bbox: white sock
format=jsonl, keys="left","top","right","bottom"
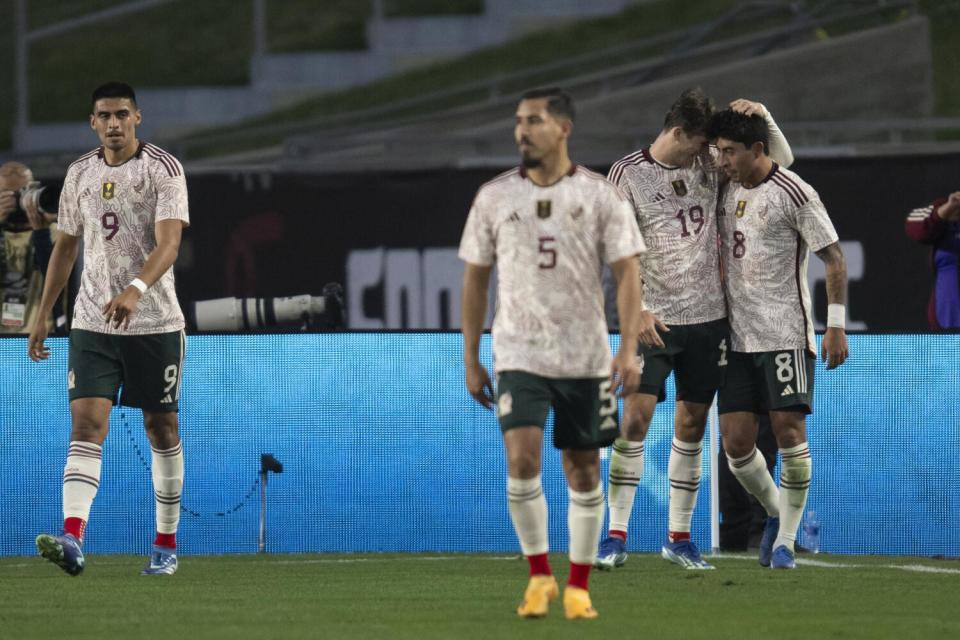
{"left": 63, "top": 441, "right": 103, "bottom": 537}
{"left": 668, "top": 437, "right": 701, "bottom": 537}
{"left": 568, "top": 484, "right": 604, "bottom": 565}
{"left": 727, "top": 447, "right": 780, "bottom": 517}
{"left": 507, "top": 475, "right": 548, "bottom": 556}
{"left": 607, "top": 438, "right": 644, "bottom": 535}
{"left": 152, "top": 441, "right": 184, "bottom": 536}
{"left": 774, "top": 443, "right": 812, "bottom": 552}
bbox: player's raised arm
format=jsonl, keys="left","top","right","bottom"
{"left": 729, "top": 99, "right": 794, "bottom": 168}
{"left": 461, "top": 262, "right": 494, "bottom": 409}
{"left": 815, "top": 241, "right": 849, "bottom": 370}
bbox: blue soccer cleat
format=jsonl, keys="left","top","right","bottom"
{"left": 35, "top": 532, "right": 85, "bottom": 576}
{"left": 758, "top": 516, "right": 780, "bottom": 567}
{"left": 771, "top": 545, "right": 796, "bottom": 569}
{"left": 661, "top": 539, "right": 715, "bottom": 570}
{"left": 594, "top": 536, "right": 627, "bottom": 570}
{"left": 141, "top": 546, "right": 178, "bottom": 575}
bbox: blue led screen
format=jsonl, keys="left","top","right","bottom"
{"left": 1, "top": 334, "right": 957, "bottom": 557}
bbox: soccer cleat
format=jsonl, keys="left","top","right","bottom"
{"left": 661, "top": 539, "right": 715, "bottom": 570}
{"left": 594, "top": 536, "right": 627, "bottom": 570}
{"left": 516, "top": 575, "right": 558, "bottom": 618}
{"left": 35, "top": 533, "right": 85, "bottom": 576}
{"left": 563, "top": 586, "right": 598, "bottom": 620}
{"left": 770, "top": 545, "right": 796, "bottom": 569}
{"left": 141, "top": 546, "right": 178, "bottom": 575}
{"left": 758, "top": 516, "right": 780, "bottom": 567}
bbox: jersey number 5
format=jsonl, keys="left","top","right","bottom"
{"left": 538, "top": 236, "right": 556, "bottom": 269}
{"left": 101, "top": 212, "right": 120, "bottom": 240}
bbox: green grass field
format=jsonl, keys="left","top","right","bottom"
{"left": 1, "top": 552, "right": 957, "bottom": 639}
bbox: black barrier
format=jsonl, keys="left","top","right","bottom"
{"left": 49, "top": 152, "right": 960, "bottom": 332}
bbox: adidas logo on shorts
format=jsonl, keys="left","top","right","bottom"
{"left": 781, "top": 385, "right": 794, "bottom": 397}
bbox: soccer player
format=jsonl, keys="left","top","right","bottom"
{"left": 709, "top": 108, "right": 848, "bottom": 569}
{"left": 28, "top": 82, "right": 189, "bottom": 576}
{"left": 460, "top": 87, "right": 647, "bottom": 619}
{"left": 596, "top": 89, "right": 795, "bottom": 570}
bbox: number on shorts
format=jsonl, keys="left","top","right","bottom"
{"left": 163, "top": 364, "right": 179, "bottom": 394}
{"left": 774, "top": 353, "right": 794, "bottom": 383}
{"left": 598, "top": 380, "right": 616, "bottom": 417}
{"left": 718, "top": 338, "right": 728, "bottom": 367}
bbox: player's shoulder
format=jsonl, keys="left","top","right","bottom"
{"left": 65, "top": 147, "right": 103, "bottom": 179}
{"left": 140, "top": 142, "right": 185, "bottom": 178}
{"left": 607, "top": 149, "right": 655, "bottom": 185}
{"left": 574, "top": 165, "right": 627, "bottom": 201}
{"left": 765, "top": 164, "right": 817, "bottom": 208}
{"left": 478, "top": 167, "right": 521, "bottom": 191}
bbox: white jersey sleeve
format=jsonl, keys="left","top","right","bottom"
{"left": 56, "top": 164, "right": 83, "bottom": 237}
{"left": 601, "top": 190, "right": 645, "bottom": 264}
{"left": 458, "top": 190, "right": 496, "bottom": 266}
{"left": 791, "top": 197, "right": 838, "bottom": 253}
{"left": 152, "top": 158, "right": 190, "bottom": 225}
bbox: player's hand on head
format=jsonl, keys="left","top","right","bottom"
{"left": 822, "top": 327, "right": 849, "bottom": 370}
{"left": 465, "top": 362, "right": 495, "bottom": 409}
{"left": 941, "top": 191, "right": 960, "bottom": 221}
{"left": 729, "top": 99, "right": 766, "bottom": 117}
{"left": 27, "top": 321, "right": 51, "bottom": 362}
{"left": 102, "top": 286, "right": 143, "bottom": 330}
{"left": 638, "top": 310, "right": 668, "bottom": 349}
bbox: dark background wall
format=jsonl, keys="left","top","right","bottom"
{"left": 111, "top": 152, "right": 960, "bottom": 331}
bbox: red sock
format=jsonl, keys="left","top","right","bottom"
{"left": 64, "top": 517, "right": 86, "bottom": 542}
{"left": 568, "top": 562, "right": 592, "bottom": 590}
{"left": 154, "top": 532, "right": 176, "bottom": 549}
{"left": 669, "top": 531, "right": 691, "bottom": 543}
{"left": 527, "top": 553, "right": 551, "bottom": 576}
{"left": 609, "top": 529, "right": 627, "bottom": 542}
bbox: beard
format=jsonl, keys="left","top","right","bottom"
{"left": 521, "top": 153, "right": 542, "bottom": 168}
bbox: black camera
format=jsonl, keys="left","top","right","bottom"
{"left": 2, "top": 183, "right": 59, "bottom": 229}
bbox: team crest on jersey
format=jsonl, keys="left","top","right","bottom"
{"left": 536, "top": 200, "right": 552, "bottom": 219}
{"left": 735, "top": 200, "right": 747, "bottom": 218}
{"left": 671, "top": 179, "right": 687, "bottom": 196}
{"left": 102, "top": 182, "right": 116, "bottom": 200}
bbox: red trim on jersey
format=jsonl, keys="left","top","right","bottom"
{"left": 642, "top": 147, "right": 680, "bottom": 171}
{"left": 771, "top": 172, "right": 808, "bottom": 208}
{"left": 794, "top": 235, "right": 815, "bottom": 357}
{"left": 607, "top": 150, "right": 651, "bottom": 184}
{"left": 519, "top": 163, "right": 577, "bottom": 186}
{"left": 760, "top": 162, "right": 780, "bottom": 185}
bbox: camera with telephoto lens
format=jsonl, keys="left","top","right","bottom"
{"left": 2, "top": 182, "right": 59, "bottom": 229}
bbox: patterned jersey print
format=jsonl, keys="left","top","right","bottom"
{"left": 608, "top": 148, "right": 726, "bottom": 325}
{"left": 459, "top": 166, "right": 645, "bottom": 378}
{"left": 717, "top": 163, "right": 838, "bottom": 355}
{"left": 58, "top": 142, "right": 190, "bottom": 335}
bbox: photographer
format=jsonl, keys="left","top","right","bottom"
{"left": 905, "top": 191, "right": 960, "bottom": 330}
{"left": 0, "top": 161, "right": 62, "bottom": 334}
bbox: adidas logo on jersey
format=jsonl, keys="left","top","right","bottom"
{"left": 507, "top": 211, "right": 520, "bottom": 223}
{"left": 781, "top": 385, "right": 794, "bottom": 397}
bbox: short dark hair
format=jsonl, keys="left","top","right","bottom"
{"left": 663, "top": 88, "right": 714, "bottom": 136}
{"left": 708, "top": 108, "right": 769, "bottom": 153}
{"left": 520, "top": 87, "right": 576, "bottom": 123}
{"left": 91, "top": 82, "right": 137, "bottom": 109}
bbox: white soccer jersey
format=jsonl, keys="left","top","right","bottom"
{"left": 608, "top": 148, "right": 726, "bottom": 325}
{"left": 58, "top": 142, "right": 190, "bottom": 335}
{"left": 717, "top": 163, "right": 838, "bottom": 355}
{"left": 459, "top": 165, "right": 645, "bottom": 378}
